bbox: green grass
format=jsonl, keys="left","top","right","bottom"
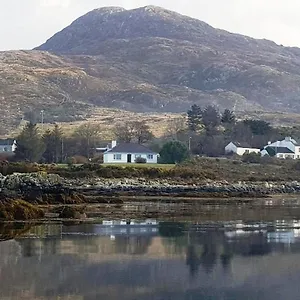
{"left": 55, "top": 163, "right": 175, "bottom": 169}
{"left": 101, "top": 163, "right": 175, "bottom": 169}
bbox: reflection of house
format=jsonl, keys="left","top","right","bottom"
{"left": 225, "top": 142, "right": 260, "bottom": 156}
{"left": 261, "top": 137, "right": 300, "bottom": 159}
{"left": 267, "top": 229, "right": 300, "bottom": 244}
{"left": 103, "top": 142, "right": 158, "bottom": 164}
{"left": 0, "top": 139, "right": 17, "bottom": 153}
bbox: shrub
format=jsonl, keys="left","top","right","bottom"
{"left": 293, "top": 161, "right": 300, "bottom": 171}
{"left": 91, "top": 154, "right": 103, "bottom": 164}
{"left": 159, "top": 141, "right": 189, "bottom": 164}
{"left": 242, "top": 152, "right": 261, "bottom": 164}
{"left": 72, "top": 155, "right": 88, "bottom": 164}
{"left": 135, "top": 157, "right": 147, "bottom": 164}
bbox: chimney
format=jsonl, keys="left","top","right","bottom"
{"left": 111, "top": 140, "right": 117, "bottom": 148}
{"left": 268, "top": 141, "right": 271, "bottom": 145}
{"left": 285, "top": 137, "right": 292, "bottom": 141}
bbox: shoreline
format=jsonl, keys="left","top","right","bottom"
{"left": 1, "top": 172, "right": 300, "bottom": 221}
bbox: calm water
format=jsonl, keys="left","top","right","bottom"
{"left": 2, "top": 217, "right": 300, "bottom": 299}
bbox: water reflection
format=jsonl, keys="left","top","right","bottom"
{"left": 2, "top": 219, "right": 300, "bottom": 299}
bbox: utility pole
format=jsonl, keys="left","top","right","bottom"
{"left": 188, "top": 136, "right": 192, "bottom": 151}
{"left": 41, "top": 110, "right": 44, "bottom": 129}
{"left": 61, "top": 138, "right": 64, "bottom": 163}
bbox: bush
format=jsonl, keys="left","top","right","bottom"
{"left": 242, "top": 152, "right": 261, "bottom": 164}
{"left": 293, "top": 161, "right": 300, "bottom": 171}
{"left": 159, "top": 141, "right": 189, "bottom": 164}
{"left": 91, "top": 154, "right": 103, "bottom": 164}
{"left": 71, "top": 155, "right": 88, "bottom": 164}
{"left": 135, "top": 157, "right": 147, "bottom": 164}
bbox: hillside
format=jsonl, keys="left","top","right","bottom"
{"left": 2, "top": 6, "right": 300, "bottom": 133}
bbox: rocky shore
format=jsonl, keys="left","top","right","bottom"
{"left": 2, "top": 173, "right": 300, "bottom": 201}
{"left": 1, "top": 172, "right": 300, "bottom": 221}
{"left": 67, "top": 177, "right": 300, "bottom": 198}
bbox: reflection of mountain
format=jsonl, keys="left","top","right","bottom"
{"left": 2, "top": 222, "right": 300, "bottom": 299}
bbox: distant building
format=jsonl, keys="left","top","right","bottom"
{"left": 0, "top": 139, "right": 17, "bottom": 153}
{"left": 225, "top": 141, "right": 260, "bottom": 156}
{"left": 103, "top": 141, "right": 158, "bottom": 164}
{"left": 261, "top": 137, "right": 300, "bottom": 159}
{"left": 261, "top": 146, "right": 295, "bottom": 159}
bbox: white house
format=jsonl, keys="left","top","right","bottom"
{"left": 103, "top": 141, "right": 158, "bottom": 164}
{"left": 0, "top": 139, "right": 17, "bottom": 153}
{"left": 225, "top": 142, "right": 260, "bottom": 156}
{"left": 261, "top": 137, "right": 300, "bottom": 159}
{"left": 261, "top": 146, "right": 295, "bottom": 159}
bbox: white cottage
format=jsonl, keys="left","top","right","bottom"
{"left": 0, "top": 139, "right": 17, "bottom": 153}
{"left": 225, "top": 142, "right": 260, "bottom": 156}
{"left": 261, "top": 146, "right": 295, "bottom": 159}
{"left": 261, "top": 137, "right": 300, "bottom": 159}
{"left": 103, "top": 142, "right": 158, "bottom": 164}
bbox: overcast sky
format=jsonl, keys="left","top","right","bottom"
{"left": 1, "top": 0, "right": 300, "bottom": 51}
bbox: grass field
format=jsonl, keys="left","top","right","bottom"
{"left": 56, "top": 163, "right": 175, "bottom": 169}
{"left": 101, "top": 163, "right": 175, "bottom": 169}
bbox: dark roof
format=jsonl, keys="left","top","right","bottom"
{"left": 105, "top": 143, "right": 157, "bottom": 154}
{"left": 265, "top": 146, "right": 294, "bottom": 156}
{"left": 0, "top": 139, "right": 15, "bottom": 146}
{"left": 231, "top": 141, "right": 252, "bottom": 148}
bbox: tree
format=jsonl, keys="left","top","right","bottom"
{"left": 221, "top": 109, "right": 236, "bottom": 125}
{"left": 196, "top": 135, "right": 226, "bottom": 157}
{"left": 159, "top": 141, "right": 189, "bottom": 164}
{"left": 165, "top": 116, "right": 187, "bottom": 140}
{"left": 231, "top": 122, "right": 253, "bottom": 143}
{"left": 202, "top": 105, "right": 221, "bottom": 130}
{"left": 243, "top": 119, "right": 272, "bottom": 135}
{"left": 73, "top": 123, "right": 101, "bottom": 158}
{"left": 15, "top": 122, "right": 45, "bottom": 162}
{"left": 114, "top": 121, "right": 153, "bottom": 144}
{"left": 187, "top": 104, "right": 202, "bottom": 132}
{"left": 43, "top": 125, "right": 63, "bottom": 163}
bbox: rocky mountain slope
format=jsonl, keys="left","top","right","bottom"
{"left": 2, "top": 5, "right": 300, "bottom": 133}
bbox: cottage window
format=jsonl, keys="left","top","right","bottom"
{"left": 147, "top": 154, "right": 154, "bottom": 160}
{"left": 113, "top": 154, "right": 122, "bottom": 160}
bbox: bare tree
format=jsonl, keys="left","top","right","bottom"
{"left": 73, "top": 122, "right": 101, "bottom": 157}
{"left": 114, "top": 121, "right": 153, "bottom": 144}
{"left": 165, "top": 116, "right": 187, "bottom": 139}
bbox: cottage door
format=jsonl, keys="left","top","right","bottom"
{"left": 127, "top": 154, "right": 132, "bottom": 163}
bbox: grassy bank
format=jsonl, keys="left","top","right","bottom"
{"left": 1, "top": 157, "right": 300, "bottom": 182}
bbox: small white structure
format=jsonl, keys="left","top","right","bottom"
{"left": 0, "top": 139, "right": 17, "bottom": 153}
{"left": 225, "top": 142, "right": 260, "bottom": 156}
{"left": 103, "top": 142, "right": 158, "bottom": 164}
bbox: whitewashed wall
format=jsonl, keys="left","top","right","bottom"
{"left": 104, "top": 152, "right": 158, "bottom": 164}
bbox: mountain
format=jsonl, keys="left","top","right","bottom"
{"left": 3, "top": 6, "right": 300, "bottom": 133}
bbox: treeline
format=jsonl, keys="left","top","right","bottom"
{"left": 12, "top": 120, "right": 157, "bottom": 164}
{"left": 164, "top": 104, "right": 299, "bottom": 157}
{"left": 9, "top": 104, "right": 300, "bottom": 164}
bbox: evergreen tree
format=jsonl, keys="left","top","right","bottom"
{"left": 243, "top": 119, "right": 272, "bottom": 135}
{"left": 221, "top": 109, "right": 236, "bottom": 124}
{"left": 202, "top": 105, "right": 221, "bottom": 130}
{"left": 159, "top": 141, "right": 189, "bottom": 164}
{"left": 43, "top": 125, "right": 63, "bottom": 163}
{"left": 187, "top": 104, "right": 202, "bottom": 132}
{"left": 15, "top": 122, "right": 45, "bottom": 162}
